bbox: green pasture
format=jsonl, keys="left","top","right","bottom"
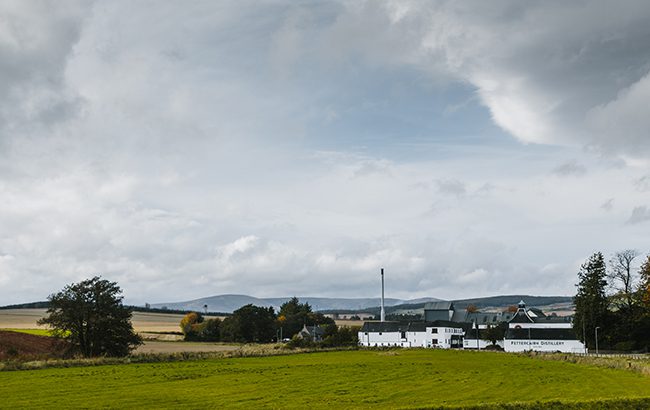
{"left": 1, "top": 349, "right": 649, "bottom": 409}
{"left": 0, "top": 328, "right": 52, "bottom": 336}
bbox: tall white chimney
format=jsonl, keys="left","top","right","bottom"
{"left": 380, "top": 267, "right": 385, "bottom": 322}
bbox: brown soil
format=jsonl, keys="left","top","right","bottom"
{"left": 0, "top": 330, "right": 69, "bottom": 360}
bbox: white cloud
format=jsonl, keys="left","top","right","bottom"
{"left": 1, "top": 1, "right": 650, "bottom": 305}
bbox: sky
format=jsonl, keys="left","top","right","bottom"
{"left": 1, "top": 1, "right": 649, "bottom": 305}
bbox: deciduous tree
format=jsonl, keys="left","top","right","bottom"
{"left": 38, "top": 276, "right": 142, "bottom": 357}
{"left": 608, "top": 249, "right": 639, "bottom": 311}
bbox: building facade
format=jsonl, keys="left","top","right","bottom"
{"left": 359, "top": 300, "right": 585, "bottom": 353}
{"left": 358, "top": 321, "right": 464, "bottom": 348}
{"left": 502, "top": 301, "right": 585, "bottom": 353}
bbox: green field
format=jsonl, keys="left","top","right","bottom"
{"left": 0, "top": 328, "right": 52, "bottom": 337}
{"left": 1, "top": 349, "right": 649, "bottom": 409}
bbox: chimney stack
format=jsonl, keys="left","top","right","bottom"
{"left": 380, "top": 268, "right": 385, "bottom": 322}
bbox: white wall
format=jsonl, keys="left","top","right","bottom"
{"left": 463, "top": 339, "right": 503, "bottom": 349}
{"left": 504, "top": 339, "right": 585, "bottom": 353}
{"left": 358, "top": 331, "right": 405, "bottom": 347}
{"left": 358, "top": 326, "right": 465, "bottom": 349}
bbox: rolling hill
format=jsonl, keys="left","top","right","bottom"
{"left": 150, "top": 294, "right": 442, "bottom": 313}
{"left": 150, "top": 294, "right": 573, "bottom": 314}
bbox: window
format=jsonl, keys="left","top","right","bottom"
{"left": 379, "top": 332, "right": 382, "bottom": 335}
{"left": 431, "top": 328, "right": 438, "bottom": 333}
{"left": 432, "top": 339, "right": 438, "bottom": 344}
{"left": 401, "top": 332, "right": 406, "bottom": 339}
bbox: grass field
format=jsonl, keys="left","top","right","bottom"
{"left": 1, "top": 349, "right": 649, "bottom": 409}
{"left": 0, "top": 328, "right": 51, "bottom": 337}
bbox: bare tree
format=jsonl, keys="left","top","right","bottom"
{"left": 608, "top": 249, "right": 639, "bottom": 310}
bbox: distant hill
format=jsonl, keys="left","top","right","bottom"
{"left": 4, "top": 294, "right": 572, "bottom": 316}
{"left": 0, "top": 301, "right": 50, "bottom": 310}
{"left": 320, "top": 295, "right": 574, "bottom": 317}
{"left": 452, "top": 295, "right": 573, "bottom": 310}
{"left": 151, "top": 294, "right": 442, "bottom": 313}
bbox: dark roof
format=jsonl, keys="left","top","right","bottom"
{"left": 423, "top": 301, "right": 454, "bottom": 311}
{"left": 509, "top": 308, "right": 534, "bottom": 323}
{"left": 466, "top": 312, "right": 511, "bottom": 325}
{"left": 505, "top": 328, "right": 578, "bottom": 340}
{"left": 528, "top": 308, "right": 546, "bottom": 318}
{"left": 450, "top": 310, "right": 467, "bottom": 322}
{"left": 360, "top": 321, "right": 405, "bottom": 332}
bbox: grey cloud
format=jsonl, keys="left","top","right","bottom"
{"left": 258, "top": 1, "right": 650, "bottom": 156}
{"left": 0, "top": 2, "right": 90, "bottom": 140}
{"left": 627, "top": 206, "right": 650, "bottom": 224}
{"left": 551, "top": 160, "right": 586, "bottom": 177}
{"left": 352, "top": 160, "right": 393, "bottom": 178}
{"left": 635, "top": 175, "right": 650, "bottom": 192}
{"left": 601, "top": 198, "right": 614, "bottom": 212}
{"left": 436, "top": 179, "right": 466, "bottom": 196}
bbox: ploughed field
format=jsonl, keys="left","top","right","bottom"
{"left": 1, "top": 350, "right": 650, "bottom": 409}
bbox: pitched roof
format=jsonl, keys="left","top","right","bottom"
{"left": 360, "top": 321, "right": 405, "bottom": 333}
{"left": 423, "top": 301, "right": 454, "bottom": 311}
{"left": 299, "top": 324, "right": 325, "bottom": 336}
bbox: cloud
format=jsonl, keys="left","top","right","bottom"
{"left": 299, "top": 1, "right": 650, "bottom": 157}
{"left": 551, "top": 160, "right": 587, "bottom": 177}
{"left": 0, "top": 2, "right": 89, "bottom": 141}
{"left": 627, "top": 206, "right": 650, "bottom": 224}
{"left": 601, "top": 198, "right": 615, "bottom": 212}
{"left": 436, "top": 179, "right": 467, "bottom": 196}
{"left": 1, "top": 1, "right": 650, "bottom": 305}
{"left": 635, "top": 175, "right": 650, "bottom": 192}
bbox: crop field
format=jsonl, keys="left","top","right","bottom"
{"left": 1, "top": 349, "right": 650, "bottom": 409}
{"left": 0, "top": 309, "right": 201, "bottom": 333}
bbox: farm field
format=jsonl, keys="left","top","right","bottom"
{"left": 0, "top": 309, "right": 198, "bottom": 333}
{"left": 1, "top": 349, "right": 650, "bottom": 409}
{"left": 0, "top": 308, "right": 359, "bottom": 332}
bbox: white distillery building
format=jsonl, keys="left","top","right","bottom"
{"left": 503, "top": 301, "right": 586, "bottom": 353}
{"left": 358, "top": 321, "right": 464, "bottom": 348}
{"left": 424, "top": 302, "right": 512, "bottom": 350}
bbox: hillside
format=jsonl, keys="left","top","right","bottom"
{"left": 150, "top": 294, "right": 573, "bottom": 315}
{"left": 0, "top": 330, "right": 68, "bottom": 360}
{"left": 320, "top": 295, "right": 574, "bottom": 317}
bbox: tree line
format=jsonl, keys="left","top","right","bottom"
{"left": 574, "top": 250, "right": 650, "bottom": 351}
{"left": 179, "top": 297, "right": 359, "bottom": 346}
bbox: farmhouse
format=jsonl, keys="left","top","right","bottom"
{"left": 297, "top": 324, "right": 325, "bottom": 342}
{"left": 502, "top": 300, "right": 585, "bottom": 353}
{"left": 358, "top": 321, "right": 464, "bottom": 348}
